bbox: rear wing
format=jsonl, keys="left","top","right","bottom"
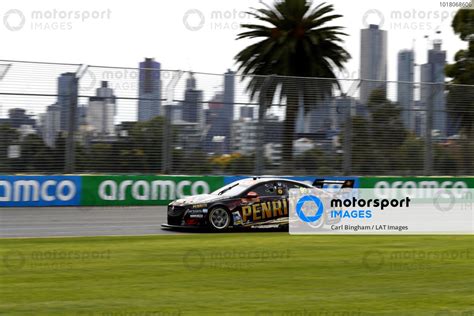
{"left": 312, "top": 179, "right": 355, "bottom": 189}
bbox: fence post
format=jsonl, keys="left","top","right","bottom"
{"left": 162, "top": 70, "right": 182, "bottom": 174}
{"left": 161, "top": 104, "right": 172, "bottom": 174}
{"left": 343, "top": 97, "right": 352, "bottom": 175}
{"left": 341, "top": 79, "right": 360, "bottom": 175}
{"left": 424, "top": 83, "right": 434, "bottom": 175}
{"left": 65, "top": 76, "right": 78, "bottom": 174}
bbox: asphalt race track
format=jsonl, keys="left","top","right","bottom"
{"left": 0, "top": 206, "right": 176, "bottom": 238}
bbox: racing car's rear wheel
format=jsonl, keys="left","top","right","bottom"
{"left": 208, "top": 207, "right": 231, "bottom": 231}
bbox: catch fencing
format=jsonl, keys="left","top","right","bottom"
{"left": 0, "top": 59, "right": 473, "bottom": 176}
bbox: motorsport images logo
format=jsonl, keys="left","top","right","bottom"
{"left": 295, "top": 195, "right": 324, "bottom": 223}
{"left": 3, "top": 8, "right": 112, "bottom": 31}
{"left": 295, "top": 193, "right": 411, "bottom": 222}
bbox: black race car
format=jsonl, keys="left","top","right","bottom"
{"left": 161, "top": 177, "right": 354, "bottom": 231}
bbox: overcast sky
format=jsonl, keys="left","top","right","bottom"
{"left": 0, "top": 0, "right": 469, "bottom": 120}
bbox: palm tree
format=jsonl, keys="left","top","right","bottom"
{"left": 445, "top": 9, "right": 474, "bottom": 172}
{"left": 235, "top": 0, "right": 350, "bottom": 167}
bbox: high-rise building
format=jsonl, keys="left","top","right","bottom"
{"left": 182, "top": 73, "right": 204, "bottom": 126}
{"left": 223, "top": 69, "right": 235, "bottom": 119}
{"left": 138, "top": 57, "right": 161, "bottom": 121}
{"left": 397, "top": 49, "right": 415, "bottom": 130}
{"left": 41, "top": 104, "right": 61, "bottom": 147}
{"left": 360, "top": 24, "right": 387, "bottom": 105}
{"left": 57, "top": 72, "right": 77, "bottom": 131}
{"left": 203, "top": 93, "right": 225, "bottom": 153}
{"left": 202, "top": 70, "right": 235, "bottom": 154}
{"left": 222, "top": 69, "right": 235, "bottom": 151}
{"left": 420, "top": 40, "right": 446, "bottom": 136}
{"left": 87, "top": 81, "right": 117, "bottom": 136}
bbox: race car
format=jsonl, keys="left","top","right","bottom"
{"left": 161, "top": 177, "right": 354, "bottom": 231}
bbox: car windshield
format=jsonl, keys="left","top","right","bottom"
{"left": 212, "top": 179, "right": 256, "bottom": 196}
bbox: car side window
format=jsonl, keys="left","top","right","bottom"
{"left": 285, "top": 182, "right": 305, "bottom": 190}
{"left": 251, "top": 182, "right": 280, "bottom": 197}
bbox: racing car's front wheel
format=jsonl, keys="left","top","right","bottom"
{"left": 208, "top": 207, "right": 231, "bottom": 231}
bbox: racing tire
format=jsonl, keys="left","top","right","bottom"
{"left": 208, "top": 207, "right": 231, "bottom": 231}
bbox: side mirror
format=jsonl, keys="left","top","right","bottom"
{"left": 246, "top": 191, "right": 259, "bottom": 198}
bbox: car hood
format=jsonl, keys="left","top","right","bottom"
{"left": 171, "top": 194, "right": 222, "bottom": 206}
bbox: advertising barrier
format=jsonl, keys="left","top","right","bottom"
{"left": 1, "top": 175, "right": 473, "bottom": 207}
{"left": 360, "top": 177, "right": 474, "bottom": 189}
{"left": 81, "top": 175, "right": 224, "bottom": 206}
{"left": 0, "top": 175, "right": 81, "bottom": 207}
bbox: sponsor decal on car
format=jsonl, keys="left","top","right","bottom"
{"left": 241, "top": 199, "right": 289, "bottom": 222}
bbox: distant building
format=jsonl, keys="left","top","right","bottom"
{"left": 360, "top": 24, "right": 387, "bottom": 105}
{"left": 182, "top": 73, "right": 204, "bottom": 126}
{"left": 231, "top": 118, "right": 258, "bottom": 154}
{"left": 204, "top": 93, "right": 225, "bottom": 154}
{"left": 420, "top": 40, "right": 446, "bottom": 136}
{"left": 222, "top": 69, "right": 235, "bottom": 151}
{"left": 169, "top": 103, "right": 183, "bottom": 123}
{"left": 239, "top": 106, "right": 254, "bottom": 120}
{"left": 40, "top": 104, "right": 61, "bottom": 147}
{"left": 5, "top": 108, "right": 35, "bottom": 128}
{"left": 397, "top": 49, "right": 415, "bottom": 131}
{"left": 138, "top": 57, "right": 161, "bottom": 121}
{"left": 172, "top": 120, "right": 204, "bottom": 152}
{"left": 57, "top": 72, "right": 77, "bottom": 131}
{"left": 87, "top": 81, "right": 117, "bottom": 136}
{"left": 231, "top": 116, "right": 286, "bottom": 166}
{"left": 413, "top": 101, "right": 425, "bottom": 137}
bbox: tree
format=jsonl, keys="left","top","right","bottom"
{"left": 0, "top": 125, "right": 20, "bottom": 172}
{"left": 127, "top": 116, "right": 164, "bottom": 173}
{"left": 235, "top": 0, "right": 350, "bottom": 167}
{"left": 346, "top": 89, "right": 407, "bottom": 174}
{"left": 445, "top": 9, "right": 474, "bottom": 172}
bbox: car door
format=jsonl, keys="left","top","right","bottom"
{"left": 239, "top": 181, "right": 287, "bottom": 225}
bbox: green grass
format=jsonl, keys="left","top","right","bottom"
{"left": 0, "top": 234, "right": 473, "bottom": 316}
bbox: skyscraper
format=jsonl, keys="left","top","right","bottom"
{"left": 57, "top": 72, "right": 77, "bottom": 131}
{"left": 41, "top": 104, "right": 61, "bottom": 147}
{"left": 87, "top": 81, "right": 117, "bottom": 136}
{"left": 397, "top": 49, "right": 415, "bottom": 130}
{"left": 138, "top": 57, "right": 161, "bottom": 121}
{"left": 222, "top": 69, "right": 235, "bottom": 152}
{"left": 223, "top": 69, "right": 235, "bottom": 120}
{"left": 360, "top": 24, "right": 387, "bottom": 105}
{"left": 420, "top": 40, "right": 446, "bottom": 136}
{"left": 182, "top": 73, "right": 204, "bottom": 126}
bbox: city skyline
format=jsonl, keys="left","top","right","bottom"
{"left": 0, "top": 35, "right": 454, "bottom": 135}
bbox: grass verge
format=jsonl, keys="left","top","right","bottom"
{"left": 1, "top": 233, "right": 473, "bottom": 315}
